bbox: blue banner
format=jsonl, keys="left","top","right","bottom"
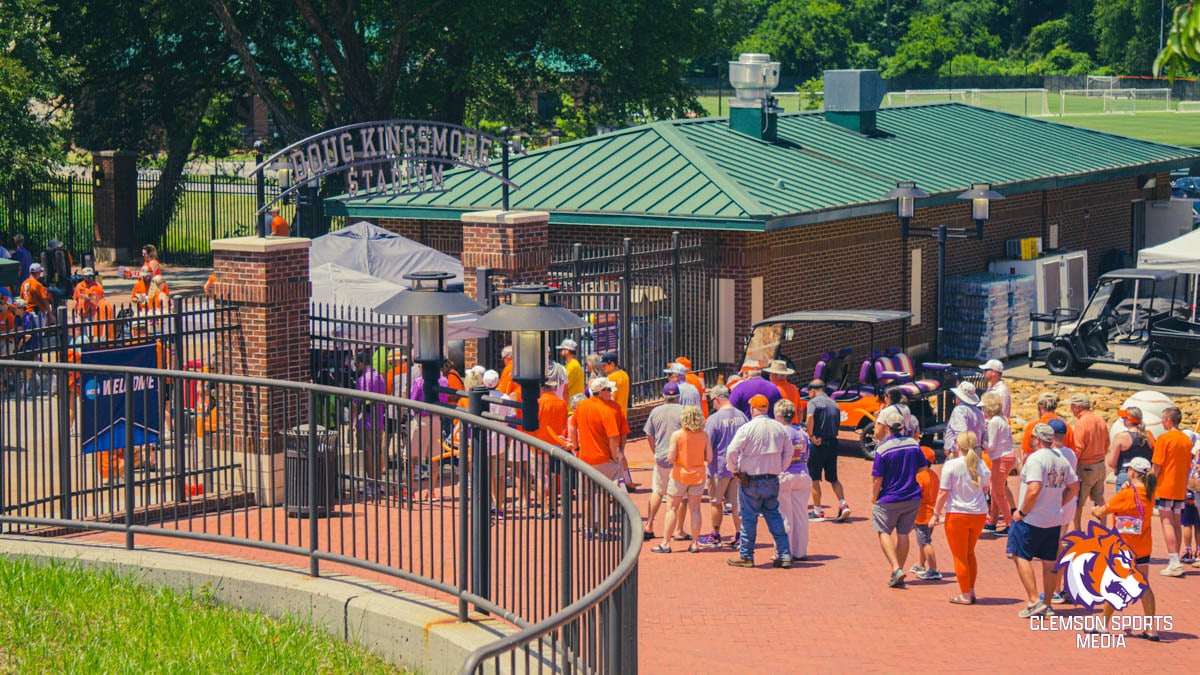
{"left": 79, "top": 344, "right": 160, "bottom": 455}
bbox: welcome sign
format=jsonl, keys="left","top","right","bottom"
{"left": 79, "top": 344, "right": 161, "bottom": 455}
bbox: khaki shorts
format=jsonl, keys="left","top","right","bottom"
{"left": 1077, "top": 461, "right": 1106, "bottom": 507}
{"left": 590, "top": 460, "right": 623, "bottom": 483}
{"left": 707, "top": 476, "right": 739, "bottom": 505}
{"left": 651, "top": 464, "right": 672, "bottom": 495}
{"left": 668, "top": 478, "right": 704, "bottom": 498}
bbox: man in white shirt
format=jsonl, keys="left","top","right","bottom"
{"left": 1008, "top": 423, "right": 1080, "bottom": 619}
{"left": 726, "top": 394, "right": 793, "bottom": 569}
{"left": 979, "top": 359, "right": 1011, "bottom": 418}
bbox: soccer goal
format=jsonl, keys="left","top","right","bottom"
{"left": 1086, "top": 75, "right": 1121, "bottom": 94}
{"left": 883, "top": 89, "right": 970, "bottom": 107}
{"left": 968, "top": 88, "right": 1051, "bottom": 117}
{"left": 1059, "top": 88, "right": 1172, "bottom": 115}
{"left": 1178, "top": 100, "right": 1200, "bottom": 113}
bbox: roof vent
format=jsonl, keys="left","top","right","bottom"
{"left": 728, "top": 53, "right": 781, "bottom": 142}
{"left": 823, "top": 69, "right": 887, "bottom": 135}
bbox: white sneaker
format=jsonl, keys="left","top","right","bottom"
{"left": 1161, "top": 564, "right": 1185, "bottom": 577}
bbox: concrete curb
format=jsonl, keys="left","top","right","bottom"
{"left": 0, "top": 536, "right": 513, "bottom": 674}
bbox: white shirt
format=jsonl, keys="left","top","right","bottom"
{"left": 1019, "top": 446, "right": 1079, "bottom": 528}
{"left": 985, "top": 379, "right": 1011, "bottom": 417}
{"left": 939, "top": 457, "right": 991, "bottom": 514}
{"left": 726, "top": 414, "right": 792, "bottom": 476}
{"left": 1053, "top": 443, "right": 1079, "bottom": 527}
{"left": 985, "top": 415, "right": 1014, "bottom": 459}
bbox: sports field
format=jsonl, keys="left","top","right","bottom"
{"left": 695, "top": 92, "right": 1200, "bottom": 147}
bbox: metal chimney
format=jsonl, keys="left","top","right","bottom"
{"left": 728, "top": 53, "right": 781, "bottom": 142}
{"left": 823, "top": 69, "right": 887, "bottom": 135}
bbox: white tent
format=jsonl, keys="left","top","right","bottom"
{"left": 1138, "top": 227, "right": 1200, "bottom": 319}
{"left": 310, "top": 220, "right": 464, "bottom": 286}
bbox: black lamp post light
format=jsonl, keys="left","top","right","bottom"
{"left": 885, "top": 181, "right": 1004, "bottom": 360}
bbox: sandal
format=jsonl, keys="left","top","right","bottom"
{"left": 949, "top": 594, "right": 975, "bottom": 605}
{"left": 642, "top": 530, "right": 656, "bottom": 541}
{"left": 1137, "top": 631, "right": 1162, "bottom": 642}
{"left": 651, "top": 544, "right": 671, "bottom": 554}
{"left": 688, "top": 544, "right": 700, "bottom": 554}
{"left": 672, "top": 533, "right": 692, "bottom": 542}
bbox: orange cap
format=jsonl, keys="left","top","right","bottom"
{"left": 749, "top": 394, "right": 770, "bottom": 411}
{"left": 921, "top": 446, "right": 936, "bottom": 465}
{"left": 675, "top": 356, "right": 692, "bottom": 370}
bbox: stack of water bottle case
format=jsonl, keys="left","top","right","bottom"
{"left": 942, "top": 273, "right": 1036, "bottom": 361}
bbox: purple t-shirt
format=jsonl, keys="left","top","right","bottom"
{"left": 409, "top": 373, "right": 450, "bottom": 406}
{"left": 356, "top": 367, "right": 386, "bottom": 429}
{"left": 871, "top": 435, "right": 925, "bottom": 503}
{"left": 783, "top": 423, "right": 810, "bottom": 475}
{"left": 729, "top": 376, "right": 781, "bottom": 419}
{"left": 705, "top": 405, "right": 748, "bottom": 478}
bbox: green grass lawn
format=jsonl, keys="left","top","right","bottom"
{"left": 695, "top": 91, "right": 1200, "bottom": 147}
{"left": 0, "top": 557, "right": 405, "bottom": 673}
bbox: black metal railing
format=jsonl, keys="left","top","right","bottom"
{"left": 0, "top": 177, "right": 94, "bottom": 256}
{"left": 0, "top": 360, "right": 639, "bottom": 674}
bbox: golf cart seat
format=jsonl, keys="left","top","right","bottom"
{"left": 803, "top": 347, "right": 852, "bottom": 393}
{"left": 871, "top": 348, "right": 946, "bottom": 398}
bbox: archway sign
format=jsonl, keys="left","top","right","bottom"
{"left": 249, "top": 120, "right": 527, "bottom": 216}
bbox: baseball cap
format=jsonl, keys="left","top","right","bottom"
{"left": 921, "top": 446, "right": 936, "bottom": 465}
{"left": 1047, "top": 418, "right": 1068, "bottom": 435}
{"left": 663, "top": 381, "right": 680, "bottom": 397}
{"left": 749, "top": 394, "right": 770, "bottom": 411}
{"left": 979, "top": 359, "right": 1004, "bottom": 373}
{"left": 1032, "top": 423, "right": 1055, "bottom": 442}
{"left": 1065, "top": 393, "right": 1091, "bottom": 407}
{"left": 589, "top": 376, "right": 617, "bottom": 395}
{"left": 707, "top": 384, "right": 730, "bottom": 400}
{"left": 663, "top": 363, "right": 687, "bottom": 376}
{"left": 10, "top": 298, "right": 26, "bottom": 309}
{"left": 876, "top": 406, "right": 908, "bottom": 431}
{"left": 29, "top": 263, "right": 43, "bottom": 273}
{"left": 81, "top": 267, "right": 95, "bottom": 276}
{"left": 674, "top": 356, "right": 693, "bottom": 371}
{"left": 1124, "top": 456, "right": 1152, "bottom": 473}
{"left": 482, "top": 369, "right": 500, "bottom": 388}
{"left": 555, "top": 338, "right": 578, "bottom": 352}
{"left": 600, "top": 351, "right": 619, "bottom": 365}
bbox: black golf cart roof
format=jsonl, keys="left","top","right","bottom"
{"left": 752, "top": 310, "right": 913, "bottom": 329}
{"left": 1098, "top": 268, "right": 1179, "bottom": 283}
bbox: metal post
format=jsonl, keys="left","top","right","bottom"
{"left": 501, "top": 128, "right": 511, "bottom": 212}
{"left": 67, "top": 176, "right": 74, "bottom": 231}
{"left": 55, "top": 306, "right": 71, "bottom": 520}
{"left": 476, "top": 267, "right": 492, "bottom": 364}
{"left": 209, "top": 174, "right": 218, "bottom": 243}
{"left": 671, "top": 231, "right": 682, "bottom": 358}
{"left": 560, "top": 464, "right": 576, "bottom": 664}
{"left": 171, "top": 295, "right": 187, "bottom": 501}
{"left": 468, "top": 385, "right": 491, "bottom": 612}
{"left": 254, "top": 141, "right": 265, "bottom": 237}
{"left": 457, "top": 401, "right": 471, "bottom": 622}
{"left": 124, "top": 372, "right": 135, "bottom": 550}
{"left": 308, "top": 391, "right": 319, "bottom": 577}
{"left": 935, "top": 225, "right": 947, "bottom": 361}
{"left": 620, "top": 238, "right": 633, "bottom": 370}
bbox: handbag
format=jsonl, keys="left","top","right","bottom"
{"left": 1188, "top": 457, "right": 1200, "bottom": 492}
{"left": 1114, "top": 483, "right": 1145, "bottom": 536}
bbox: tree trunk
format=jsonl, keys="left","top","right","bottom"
{"left": 135, "top": 97, "right": 211, "bottom": 256}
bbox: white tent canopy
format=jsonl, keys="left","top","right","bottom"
{"left": 310, "top": 220, "right": 464, "bottom": 285}
{"left": 1138, "top": 227, "right": 1200, "bottom": 320}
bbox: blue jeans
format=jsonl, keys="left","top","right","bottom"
{"left": 738, "top": 476, "right": 791, "bottom": 561}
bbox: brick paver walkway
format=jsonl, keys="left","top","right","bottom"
{"left": 623, "top": 437, "right": 1200, "bottom": 671}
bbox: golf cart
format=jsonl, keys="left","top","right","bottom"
{"left": 744, "top": 310, "right": 957, "bottom": 459}
{"left": 1044, "top": 269, "right": 1200, "bottom": 385}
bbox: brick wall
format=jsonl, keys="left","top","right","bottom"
{"left": 91, "top": 151, "right": 139, "bottom": 264}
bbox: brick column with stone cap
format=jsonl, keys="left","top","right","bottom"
{"left": 460, "top": 210, "right": 550, "bottom": 367}
{"left": 91, "top": 151, "right": 139, "bottom": 264}
{"left": 210, "top": 236, "right": 312, "bottom": 505}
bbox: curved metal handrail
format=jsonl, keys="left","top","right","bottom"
{"left": 0, "top": 359, "right": 642, "bottom": 673}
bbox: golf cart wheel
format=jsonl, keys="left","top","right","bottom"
{"left": 1142, "top": 356, "right": 1175, "bottom": 386}
{"left": 1045, "top": 347, "right": 1077, "bottom": 376}
{"left": 858, "top": 421, "right": 878, "bottom": 460}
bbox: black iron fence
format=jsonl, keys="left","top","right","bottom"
{"left": 0, "top": 360, "right": 639, "bottom": 673}
{"left": 0, "top": 177, "right": 94, "bottom": 256}
{"left": 310, "top": 301, "right": 411, "bottom": 398}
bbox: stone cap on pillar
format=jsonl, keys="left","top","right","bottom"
{"left": 95, "top": 150, "right": 139, "bottom": 159}
{"left": 212, "top": 236, "right": 312, "bottom": 254}
{"left": 460, "top": 210, "right": 550, "bottom": 225}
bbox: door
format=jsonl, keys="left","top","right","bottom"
{"left": 1041, "top": 258, "right": 1063, "bottom": 313}
{"left": 1064, "top": 252, "right": 1088, "bottom": 312}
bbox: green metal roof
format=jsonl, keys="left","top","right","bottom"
{"left": 328, "top": 103, "right": 1200, "bottom": 231}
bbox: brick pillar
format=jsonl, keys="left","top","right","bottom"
{"left": 211, "top": 236, "right": 312, "bottom": 505}
{"left": 91, "top": 151, "right": 139, "bottom": 264}
{"left": 460, "top": 210, "right": 550, "bottom": 367}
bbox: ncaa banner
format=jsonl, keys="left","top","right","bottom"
{"left": 79, "top": 344, "right": 160, "bottom": 455}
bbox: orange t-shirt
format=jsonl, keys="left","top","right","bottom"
{"left": 685, "top": 372, "right": 709, "bottom": 417}
{"left": 73, "top": 280, "right": 104, "bottom": 308}
{"left": 602, "top": 398, "right": 631, "bottom": 437}
{"left": 497, "top": 362, "right": 517, "bottom": 396}
{"left": 1021, "top": 412, "right": 1075, "bottom": 455}
{"left": 20, "top": 277, "right": 50, "bottom": 314}
{"left": 1152, "top": 428, "right": 1194, "bottom": 501}
{"left": 574, "top": 397, "right": 619, "bottom": 466}
{"left": 915, "top": 467, "right": 939, "bottom": 525}
{"left": 671, "top": 429, "right": 708, "bottom": 485}
{"left": 270, "top": 215, "right": 289, "bottom": 237}
{"left": 774, "top": 380, "right": 803, "bottom": 424}
{"left": 384, "top": 364, "right": 407, "bottom": 396}
{"left": 528, "top": 392, "right": 569, "bottom": 448}
{"left": 0, "top": 310, "right": 14, "bottom": 334}
{"left": 1105, "top": 484, "right": 1153, "bottom": 559}
{"left": 1071, "top": 409, "right": 1109, "bottom": 465}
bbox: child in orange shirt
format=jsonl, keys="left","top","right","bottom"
{"left": 910, "top": 446, "right": 942, "bottom": 580}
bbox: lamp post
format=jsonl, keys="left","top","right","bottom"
{"left": 885, "top": 181, "right": 1004, "bottom": 360}
{"left": 253, "top": 140, "right": 265, "bottom": 237}
{"left": 373, "top": 271, "right": 486, "bottom": 404}
{"left": 473, "top": 285, "right": 588, "bottom": 432}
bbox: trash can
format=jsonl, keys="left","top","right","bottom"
{"left": 282, "top": 424, "right": 340, "bottom": 517}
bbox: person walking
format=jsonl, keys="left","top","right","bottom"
{"left": 729, "top": 363, "right": 780, "bottom": 418}
{"left": 652, "top": 406, "right": 711, "bottom": 554}
{"left": 1067, "top": 393, "right": 1109, "bottom": 532}
{"left": 978, "top": 359, "right": 1011, "bottom": 417}
{"left": 1020, "top": 392, "right": 1074, "bottom": 456}
{"left": 674, "top": 356, "right": 708, "bottom": 417}
{"left": 1153, "top": 407, "right": 1193, "bottom": 577}
{"left": 10, "top": 234, "right": 32, "bottom": 285}
{"left": 775, "top": 399, "right": 812, "bottom": 562}
{"left": 664, "top": 362, "right": 701, "bottom": 408}
{"left": 871, "top": 411, "right": 928, "bottom": 588}
{"left": 805, "top": 379, "right": 849, "bottom": 522}
{"left": 910, "top": 446, "right": 942, "bottom": 581}
{"left": 571, "top": 377, "right": 624, "bottom": 539}
{"left": 352, "top": 351, "right": 387, "bottom": 493}
{"left": 981, "top": 392, "right": 1015, "bottom": 536}
{"left": 643, "top": 382, "right": 684, "bottom": 540}
{"left": 943, "top": 381, "right": 985, "bottom": 458}
{"left": 1009, "top": 424, "right": 1080, "bottom": 618}
{"left": 20, "top": 263, "right": 51, "bottom": 318}
{"left": 557, "top": 338, "right": 585, "bottom": 401}
{"left": 932, "top": 431, "right": 991, "bottom": 605}
{"left": 765, "top": 360, "right": 802, "bottom": 423}
{"left": 699, "top": 384, "right": 747, "bottom": 548}
{"left": 725, "top": 395, "right": 793, "bottom": 569}
{"left": 1093, "top": 456, "right": 1160, "bottom": 640}
{"left": 600, "top": 351, "right": 630, "bottom": 411}
{"left": 1108, "top": 407, "right": 1153, "bottom": 489}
